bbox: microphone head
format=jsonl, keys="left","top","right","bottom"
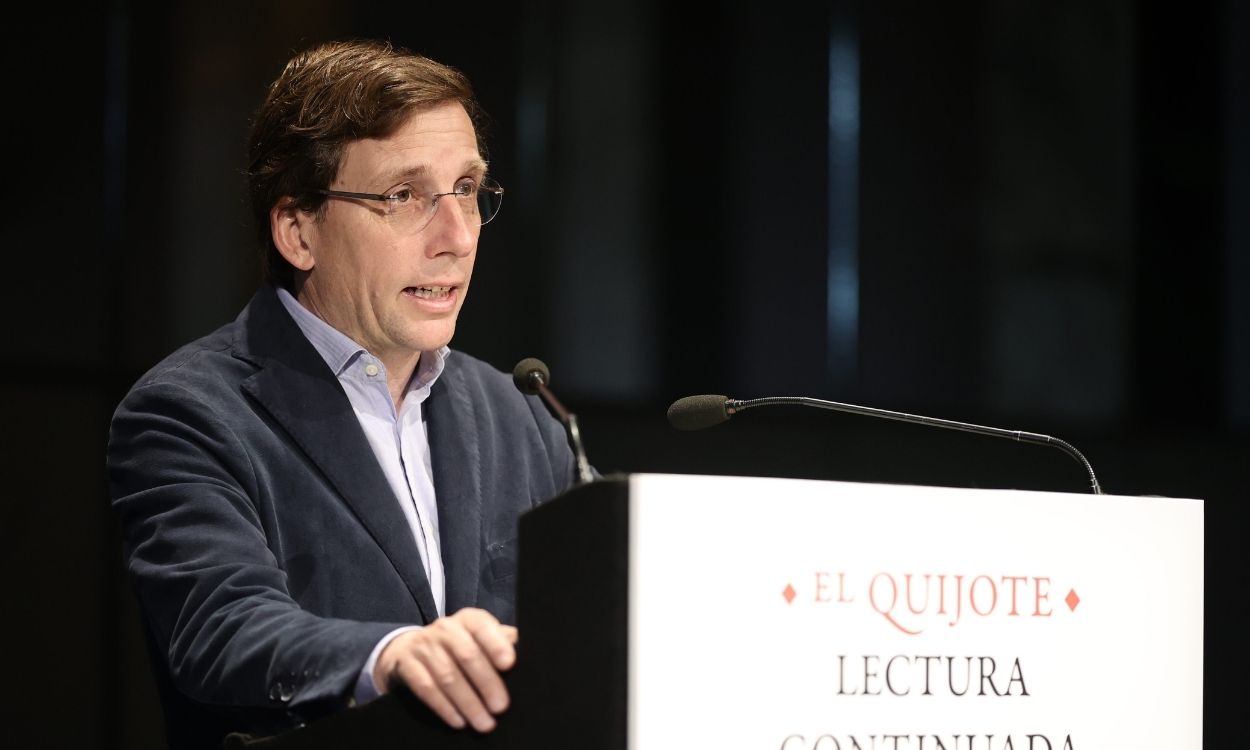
{"left": 667, "top": 394, "right": 732, "bottom": 431}
{"left": 512, "top": 357, "right": 551, "bottom": 395}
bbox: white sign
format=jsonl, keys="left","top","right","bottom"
{"left": 627, "top": 474, "right": 1203, "bottom": 749}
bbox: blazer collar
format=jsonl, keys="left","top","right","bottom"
{"left": 232, "top": 286, "right": 441, "bottom": 623}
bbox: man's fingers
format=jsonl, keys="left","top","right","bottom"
{"left": 448, "top": 625, "right": 511, "bottom": 715}
{"left": 465, "top": 619, "right": 518, "bottom": 671}
{"left": 392, "top": 658, "right": 466, "bottom": 730}
{"left": 401, "top": 641, "right": 498, "bottom": 732}
{"left": 379, "top": 610, "right": 519, "bottom": 733}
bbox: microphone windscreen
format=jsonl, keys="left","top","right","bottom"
{"left": 667, "top": 395, "right": 732, "bottom": 431}
{"left": 512, "top": 357, "right": 551, "bottom": 395}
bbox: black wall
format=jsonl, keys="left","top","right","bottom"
{"left": 1, "top": 2, "right": 1242, "bottom": 746}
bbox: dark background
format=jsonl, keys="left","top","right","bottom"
{"left": 1, "top": 1, "right": 1242, "bottom": 746}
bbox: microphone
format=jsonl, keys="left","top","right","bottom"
{"left": 667, "top": 394, "right": 1102, "bottom": 494}
{"left": 513, "top": 358, "right": 595, "bottom": 485}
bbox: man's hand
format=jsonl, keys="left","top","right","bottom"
{"left": 373, "top": 608, "right": 518, "bottom": 732}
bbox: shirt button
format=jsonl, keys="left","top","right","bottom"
{"left": 364, "top": 364, "right": 380, "bottom": 377}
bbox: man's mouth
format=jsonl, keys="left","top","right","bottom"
{"left": 404, "top": 286, "right": 453, "bottom": 299}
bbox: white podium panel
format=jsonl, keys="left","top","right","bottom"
{"left": 626, "top": 474, "right": 1203, "bottom": 750}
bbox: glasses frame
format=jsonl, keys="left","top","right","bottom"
{"left": 311, "top": 177, "right": 504, "bottom": 232}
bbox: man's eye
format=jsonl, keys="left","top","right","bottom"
{"left": 453, "top": 179, "right": 477, "bottom": 197}
{"left": 389, "top": 187, "right": 414, "bottom": 203}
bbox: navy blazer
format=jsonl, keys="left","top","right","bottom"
{"left": 107, "top": 286, "right": 576, "bottom": 747}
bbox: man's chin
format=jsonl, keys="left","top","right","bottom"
{"left": 403, "top": 325, "right": 456, "bottom": 354}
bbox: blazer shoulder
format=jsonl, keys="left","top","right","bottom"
{"left": 116, "top": 319, "right": 254, "bottom": 413}
{"left": 122, "top": 286, "right": 292, "bottom": 398}
{"left": 441, "top": 350, "right": 546, "bottom": 424}
{"left": 440, "top": 350, "right": 576, "bottom": 483}
{"left": 442, "top": 350, "right": 516, "bottom": 393}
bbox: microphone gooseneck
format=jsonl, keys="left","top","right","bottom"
{"left": 512, "top": 358, "right": 594, "bottom": 485}
{"left": 666, "top": 394, "right": 1103, "bottom": 495}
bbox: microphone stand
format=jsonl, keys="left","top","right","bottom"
{"left": 524, "top": 371, "right": 596, "bottom": 486}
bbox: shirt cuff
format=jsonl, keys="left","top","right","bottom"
{"left": 354, "top": 625, "right": 423, "bottom": 705}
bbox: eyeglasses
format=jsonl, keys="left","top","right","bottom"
{"left": 312, "top": 177, "right": 504, "bottom": 234}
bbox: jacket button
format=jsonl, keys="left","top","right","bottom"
{"left": 268, "top": 682, "right": 294, "bottom": 703}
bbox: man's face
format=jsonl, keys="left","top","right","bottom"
{"left": 297, "top": 101, "right": 483, "bottom": 363}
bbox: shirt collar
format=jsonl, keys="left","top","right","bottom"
{"left": 276, "top": 286, "right": 450, "bottom": 388}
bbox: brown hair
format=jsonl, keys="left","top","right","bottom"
{"left": 247, "top": 39, "right": 486, "bottom": 289}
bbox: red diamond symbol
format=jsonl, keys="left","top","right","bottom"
{"left": 782, "top": 583, "right": 796, "bottom": 604}
{"left": 1065, "top": 589, "right": 1080, "bottom": 612}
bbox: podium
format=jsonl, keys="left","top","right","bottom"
{"left": 233, "top": 474, "right": 1204, "bottom": 748}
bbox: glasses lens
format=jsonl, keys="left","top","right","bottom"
{"left": 478, "top": 181, "right": 503, "bottom": 226}
{"left": 386, "top": 180, "right": 504, "bottom": 233}
{"left": 388, "top": 191, "right": 432, "bottom": 234}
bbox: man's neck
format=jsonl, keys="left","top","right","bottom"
{"left": 382, "top": 351, "right": 421, "bottom": 411}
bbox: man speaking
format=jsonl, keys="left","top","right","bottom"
{"left": 107, "top": 39, "right": 576, "bottom": 748}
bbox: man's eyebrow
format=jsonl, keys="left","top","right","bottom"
{"left": 375, "top": 164, "right": 429, "bottom": 187}
{"left": 376, "top": 159, "right": 490, "bottom": 188}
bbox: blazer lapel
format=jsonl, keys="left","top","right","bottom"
{"left": 426, "top": 360, "right": 484, "bottom": 615}
{"left": 235, "top": 289, "right": 441, "bottom": 624}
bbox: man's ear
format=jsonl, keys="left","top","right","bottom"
{"left": 270, "top": 198, "right": 317, "bottom": 272}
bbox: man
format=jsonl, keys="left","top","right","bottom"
{"left": 107, "top": 40, "right": 576, "bottom": 748}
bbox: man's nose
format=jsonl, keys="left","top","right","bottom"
{"left": 424, "top": 197, "right": 477, "bottom": 256}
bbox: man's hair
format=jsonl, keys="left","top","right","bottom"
{"left": 247, "top": 39, "right": 485, "bottom": 289}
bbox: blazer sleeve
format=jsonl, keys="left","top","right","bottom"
{"left": 107, "top": 379, "right": 403, "bottom": 721}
